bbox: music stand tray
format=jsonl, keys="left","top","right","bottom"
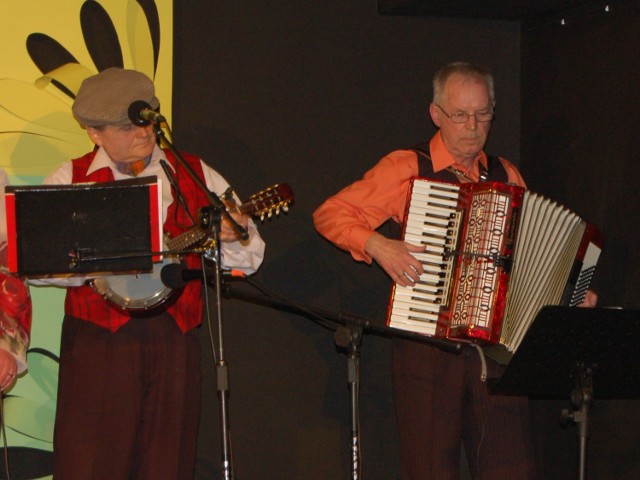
{"left": 4, "top": 177, "right": 162, "bottom": 276}
{"left": 490, "top": 305, "right": 640, "bottom": 399}
{"left": 489, "top": 305, "right": 640, "bottom": 480}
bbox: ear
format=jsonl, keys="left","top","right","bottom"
{"left": 429, "top": 103, "right": 441, "bottom": 128}
{"left": 86, "top": 127, "right": 103, "bottom": 146}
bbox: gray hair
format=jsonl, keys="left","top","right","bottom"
{"left": 432, "top": 62, "right": 495, "bottom": 105}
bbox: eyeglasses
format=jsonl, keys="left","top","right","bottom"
{"left": 435, "top": 104, "right": 494, "bottom": 124}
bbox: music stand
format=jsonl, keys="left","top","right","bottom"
{"left": 4, "top": 177, "right": 162, "bottom": 275}
{"left": 489, "top": 305, "right": 640, "bottom": 480}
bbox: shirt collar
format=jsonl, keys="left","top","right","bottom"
{"left": 86, "top": 144, "right": 173, "bottom": 176}
{"left": 428, "top": 130, "right": 488, "bottom": 174}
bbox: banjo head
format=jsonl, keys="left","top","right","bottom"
{"left": 92, "top": 258, "right": 178, "bottom": 311}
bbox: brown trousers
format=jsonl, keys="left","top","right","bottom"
{"left": 392, "top": 339, "right": 537, "bottom": 480}
{"left": 53, "top": 314, "right": 201, "bottom": 480}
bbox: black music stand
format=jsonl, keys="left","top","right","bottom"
{"left": 4, "top": 177, "right": 162, "bottom": 275}
{"left": 489, "top": 306, "right": 640, "bottom": 480}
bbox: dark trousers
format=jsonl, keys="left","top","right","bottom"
{"left": 392, "top": 339, "right": 537, "bottom": 480}
{"left": 53, "top": 313, "right": 202, "bottom": 480}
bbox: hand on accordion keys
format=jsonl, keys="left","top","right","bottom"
{"left": 364, "top": 233, "right": 425, "bottom": 287}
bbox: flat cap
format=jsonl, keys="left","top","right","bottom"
{"left": 72, "top": 67, "right": 160, "bottom": 127}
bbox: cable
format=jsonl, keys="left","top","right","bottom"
{"left": 202, "top": 261, "right": 218, "bottom": 365}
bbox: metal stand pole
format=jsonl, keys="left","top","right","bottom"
{"left": 147, "top": 119, "right": 246, "bottom": 479}
{"left": 561, "top": 362, "right": 594, "bottom": 480}
{"left": 336, "top": 325, "right": 363, "bottom": 479}
{"left": 201, "top": 206, "right": 234, "bottom": 479}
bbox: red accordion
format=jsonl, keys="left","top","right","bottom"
{"left": 387, "top": 178, "right": 603, "bottom": 357}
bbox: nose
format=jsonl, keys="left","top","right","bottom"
{"left": 135, "top": 125, "right": 153, "bottom": 138}
{"left": 464, "top": 115, "right": 478, "bottom": 130}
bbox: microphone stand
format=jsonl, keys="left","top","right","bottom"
{"left": 335, "top": 322, "right": 363, "bottom": 479}
{"left": 220, "top": 281, "right": 462, "bottom": 480}
{"left": 150, "top": 120, "right": 244, "bottom": 480}
{"left": 204, "top": 207, "right": 234, "bottom": 480}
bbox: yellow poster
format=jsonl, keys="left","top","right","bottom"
{"left": 0, "top": 1, "right": 173, "bottom": 477}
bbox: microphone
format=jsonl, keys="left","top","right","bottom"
{"left": 128, "top": 100, "right": 165, "bottom": 126}
{"left": 160, "top": 263, "right": 246, "bottom": 289}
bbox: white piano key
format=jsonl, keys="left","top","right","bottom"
{"left": 393, "top": 300, "right": 443, "bottom": 315}
{"left": 390, "top": 309, "right": 439, "bottom": 326}
{"left": 409, "top": 203, "right": 458, "bottom": 218}
{"left": 389, "top": 317, "right": 437, "bottom": 336}
{"left": 394, "top": 289, "right": 441, "bottom": 304}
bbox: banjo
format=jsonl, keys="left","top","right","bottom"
{"left": 91, "top": 183, "right": 293, "bottom": 311}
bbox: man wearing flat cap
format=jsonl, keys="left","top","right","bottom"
{"left": 39, "top": 67, "right": 265, "bottom": 480}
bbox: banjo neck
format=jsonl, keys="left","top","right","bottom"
{"left": 165, "top": 182, "right": 294, "bottom": 252}
{"left": 165, "top": 226, "right": 209, "bottom": 253}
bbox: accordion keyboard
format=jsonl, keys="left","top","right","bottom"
{"left": 388, "top": 180, "right": 462, "bottom": 335}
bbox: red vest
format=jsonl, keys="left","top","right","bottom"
{"left": 65, "top": 149, "right": 210, "bottom": 333}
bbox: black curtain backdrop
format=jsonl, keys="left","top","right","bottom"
{"left": 521, "top": 2, "right": 640, "bottom": 479}
{"left": 171, "top": 1, "right": 639, "bottom": 479}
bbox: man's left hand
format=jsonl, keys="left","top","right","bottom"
{"left": 220, "top": 210, "right": 249, "bottom": 243}
{"left": 578, "top": 289, "right": 598, "bottom": 308}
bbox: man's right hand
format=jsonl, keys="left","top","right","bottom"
{"left": 365, "top": 233, "right": 424, "bottom": 287}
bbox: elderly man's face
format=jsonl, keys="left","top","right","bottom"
{"left": 429, "top": 73, "right": 493, "bottom": 166}
{"left": 87, "top": 123, "right": 156, "bottom": 164}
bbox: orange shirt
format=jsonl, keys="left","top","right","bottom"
{"left": 313, "top": 131, "right": 526, "bottom": 263}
